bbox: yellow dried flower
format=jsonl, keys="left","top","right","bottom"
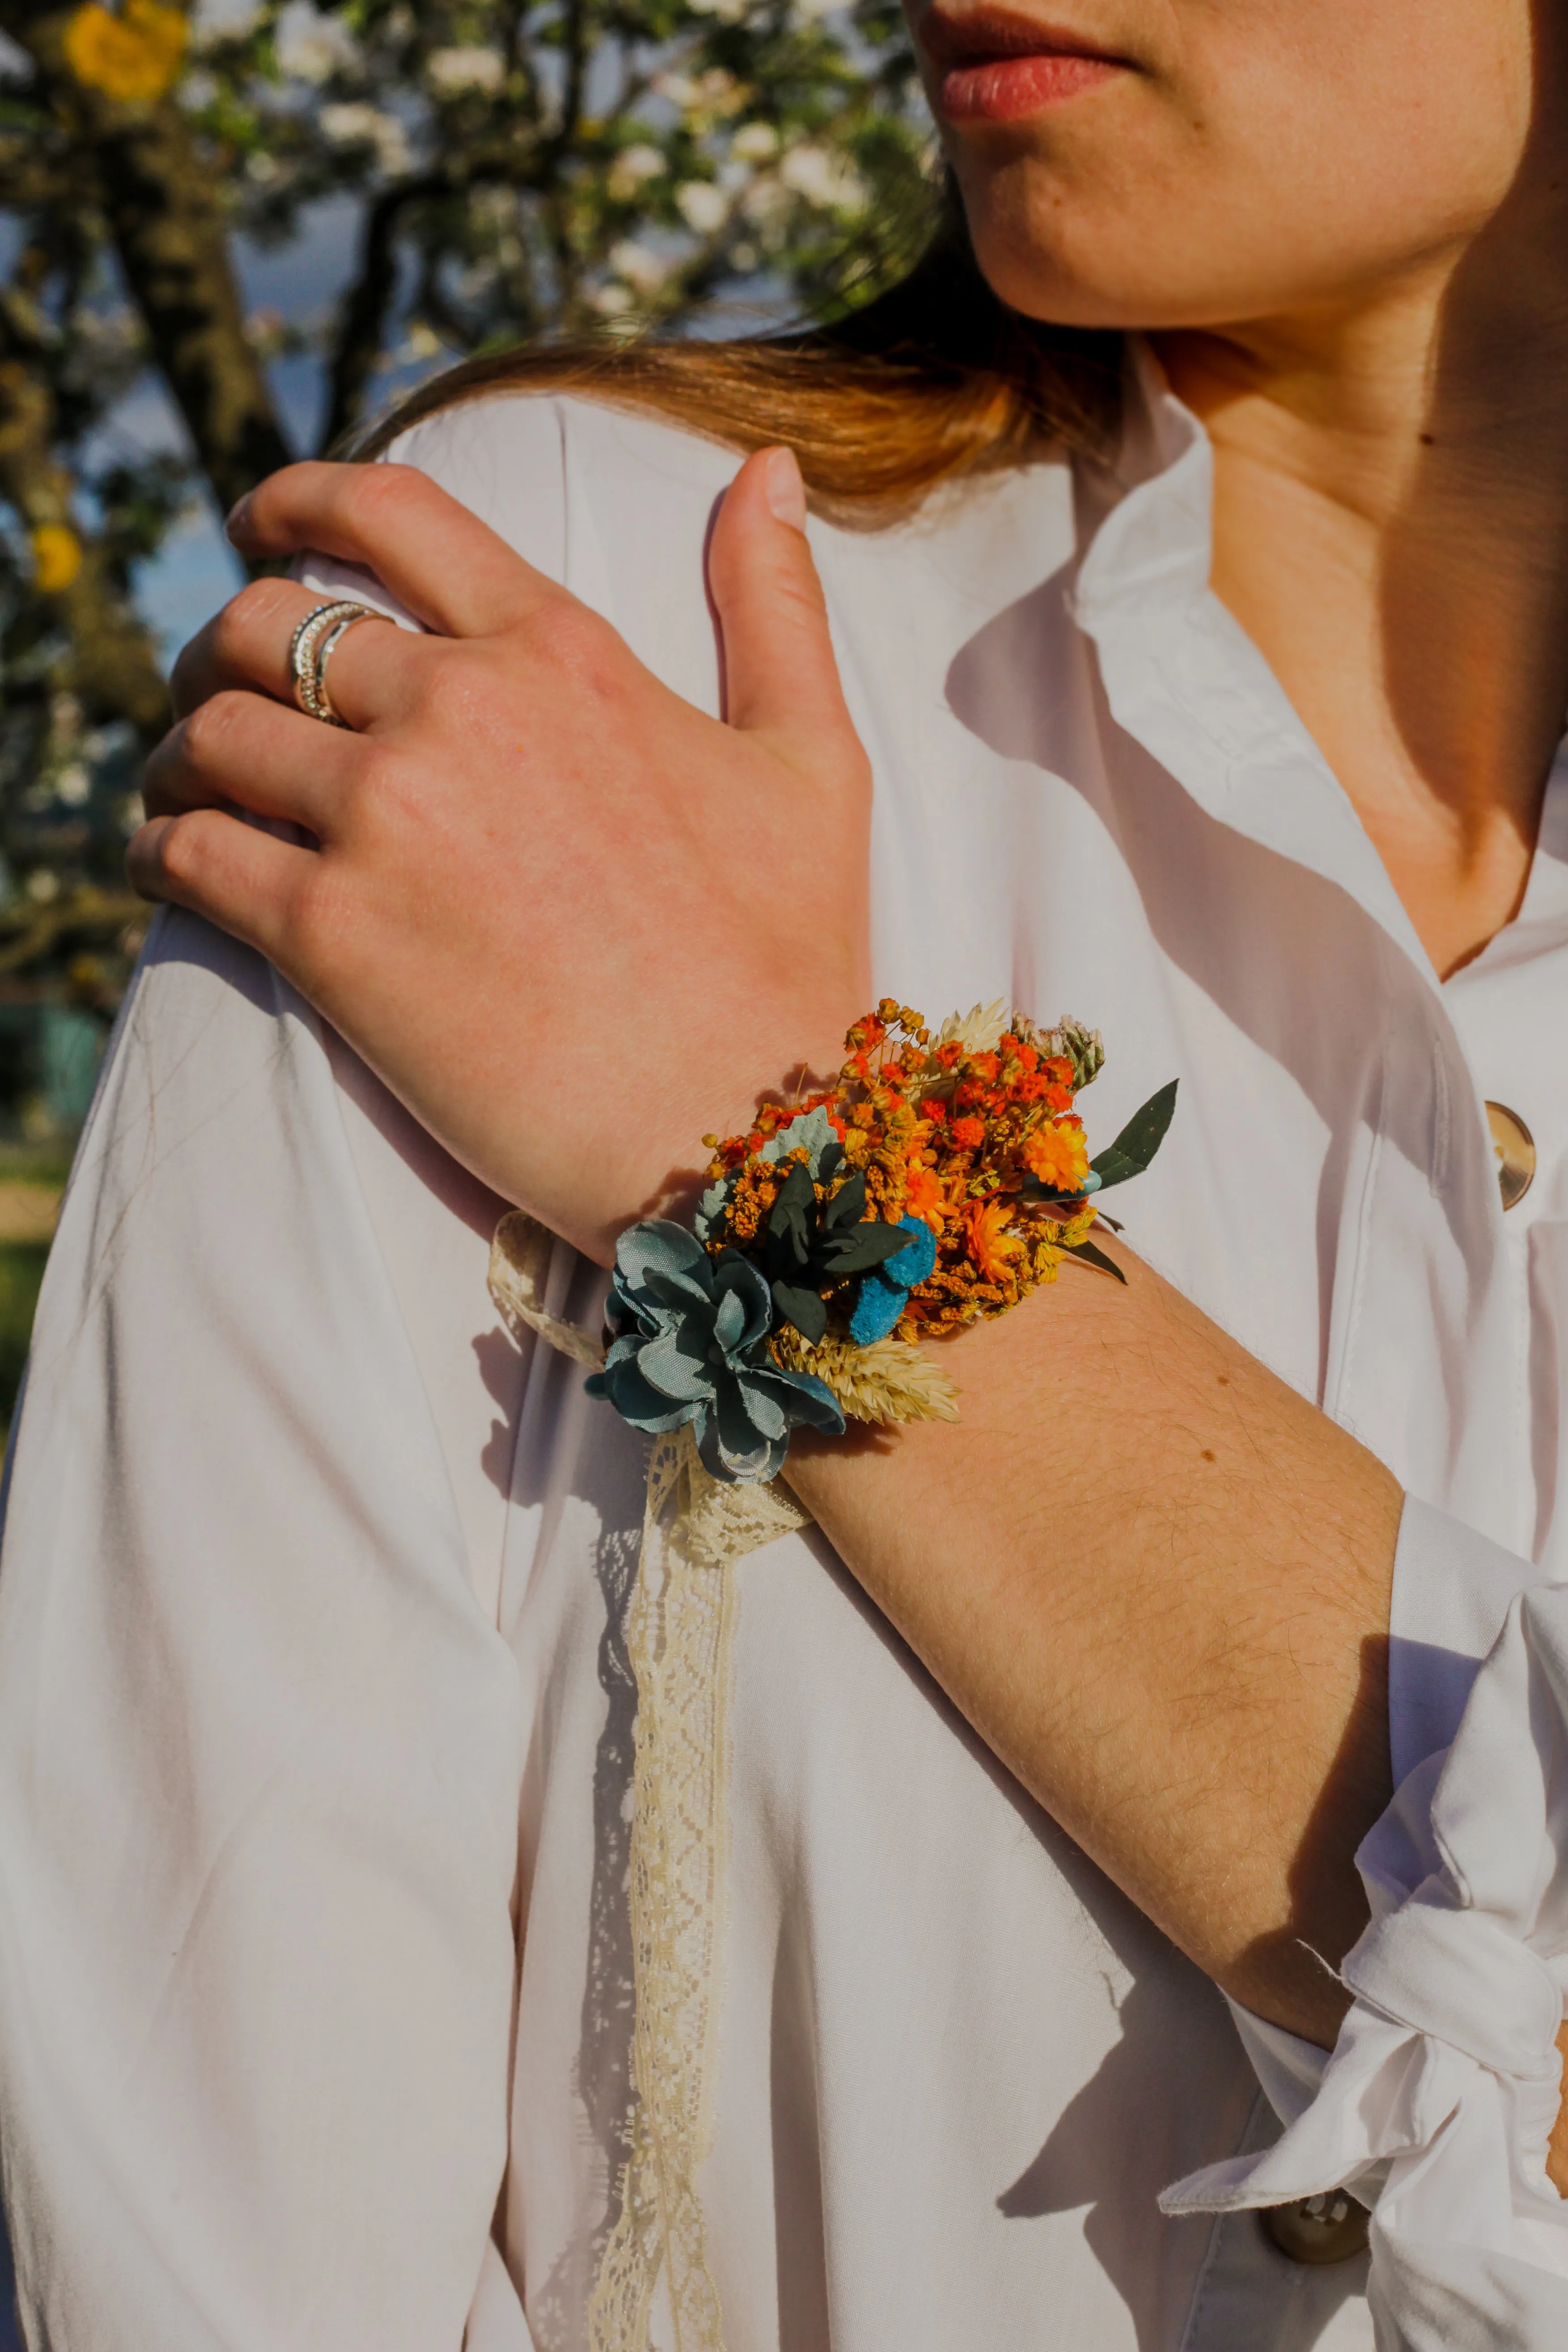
{"left": 769, "top": 1326, "right": 960, "bottom": 1425}
{"left": 64, "top": 0, "right": 187, "bottom": 102}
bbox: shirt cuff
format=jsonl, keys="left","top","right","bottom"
{"left": 1223, "top": 1997, "right": 1328, "bottom": 2129}
{"left": 1388, "top": 1493, "right": 1558, "bottom": 1787}
{"left": 1163, "top": 1584, "right": 1568, "bottom": 2348}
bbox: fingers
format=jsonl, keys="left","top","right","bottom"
{"left": 142, "top": 690, "right": 367, "bottom": 839}
{"left": 127, "top": 807, "right": 323, "bottom": 974}
{"left": 705, "top": 448, "right": 860, "bottom": 764}
{"left": 170, "top": 576, "right": 411, "bottom": 730}
{"left": 227, "top": 461, "right": 569, "bottom": 639}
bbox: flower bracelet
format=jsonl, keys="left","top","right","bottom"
{"left": 485, "top": 998, "right": 1175, "bottom": 2352}
{"left": 583, "top": 996, "right": 1176, "bottom": 1482}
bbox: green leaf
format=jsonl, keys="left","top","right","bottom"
{"left": 766, "top": 1161, "right": 816, "bottom": 1265}
{"left": 1062, "top": 1236, "right": 1128, "bottom": 1284}
{"left": 771, "top": 1281, "right": 828, "bottom": 1343}
{"left": 823, "top": 1171, "right": 867, "bottom": 1229}
{"left": 1089, "top": 1079, "right": 1178, "bottom": 1192}
{"left": 820, "top": 1221, "right": 914, "bottom": 1276}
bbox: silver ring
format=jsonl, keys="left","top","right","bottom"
{"left": 287, "top": 600, "right": 382, "bottom": 727}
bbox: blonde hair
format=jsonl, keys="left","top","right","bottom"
{"left": 359, "top": 192, "right": 1121, "bottom": 525}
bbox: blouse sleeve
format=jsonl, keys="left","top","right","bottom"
{"left": 0, "top": 914, "right": 526, "bottom": 2350}
{"left": 1162, "top": 1496, "right": 1568, "bottom": 2350}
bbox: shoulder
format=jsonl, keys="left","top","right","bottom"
{"left": 379, "top": 384, "right": 1081, "bottom": 704}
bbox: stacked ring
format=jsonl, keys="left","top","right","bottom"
{"left": 287, "top": 600, "right": 383, "bottom": 727}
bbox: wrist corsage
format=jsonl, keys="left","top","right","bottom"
{"left": 585, "top": 998, "right": 1174, "bottom": 1481}
{"left": 487, "top": 999, "right": 1175, "bottom": 2352}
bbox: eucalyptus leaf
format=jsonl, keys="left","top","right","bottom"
{"left": 1088, "top": 1079, "right": 1178, "bottom": 1191}
{"left": 824, "top": 1172, "right": 868, "bottom": 1229}
{"left": 820, "top": 1221, "right": 914, "bottom": 1275}
{"left": 1062, "top": 1236, "right": 1128, "bottom": 1284}
{"left": 771, "top": 1281, "right": 828, "bottom": 1343}
{"left": 767, "top": 1161, "right": 817, "bottom": 1264}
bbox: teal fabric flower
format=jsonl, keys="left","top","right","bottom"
{"left": 848, "top": 1216, "right": 938, "bottom": 1345}
{"left": 585, "top": 1219, "right": 844, "bottom": 1483}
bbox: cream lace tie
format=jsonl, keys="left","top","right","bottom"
{"left": 490, "top": 1212, "right": 808, "bottom": 2352}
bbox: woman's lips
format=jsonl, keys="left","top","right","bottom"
{"left": 923, "top": 12, "right": 1131, "bottom": 123}
{"left": 940, "top": 49, "right": 1122, "bottom": 120}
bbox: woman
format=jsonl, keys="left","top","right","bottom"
{"left": 2, "top": 0, "right": 1566, "bottom": 2345}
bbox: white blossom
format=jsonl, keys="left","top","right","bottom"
{"left": 608, "top": 142, "right": 666, "bottom": 198}
{"left": 739, "top": 175, "right": 790, "bottom": 227}
{"left": 277, "top": 7, "right": 358, "bottom": 83}
{"left": 319, "top": 102, "right": 411, "bottom": 176}
{"left": 609, "top": 239, "right": 669, "bottom": 292}
{"left": 778, "top": 140, "right": 864, "bottom": 212}
{"left": 425, "top": 46, "right": 505, "bottom": 94}
{"left": 731, "top": 121, "right": 778, "bottom": 162}
{"left": 655, "top": 66, "right": 741, "bottom": 119}
{"left": 675, "top": 179, "right": 728, "bottom": 234}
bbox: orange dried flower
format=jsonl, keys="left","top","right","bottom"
{"left": 966, "top": 1199, "right": 1025, "bottom": 1284}
{"left": 1022, "top": 1119, "right": 1090, "bottom": 1195}
{"left": 904, "top": 1161, "right": 944, "bottom": 1231}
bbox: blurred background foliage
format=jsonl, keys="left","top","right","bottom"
{"left": 0, "top": 0, "right": 932, "bottom": 1443}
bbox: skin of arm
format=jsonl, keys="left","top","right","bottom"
{"left": 788, "top": 1239, "right": 1401, "bottom": 2049}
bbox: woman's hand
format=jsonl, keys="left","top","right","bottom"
{"left": 130, "top": 447, "right": 870, "bottom": 1266}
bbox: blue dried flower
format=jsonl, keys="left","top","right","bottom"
{"left": 848, "top": 1216, "right": 939, "bottom": 1345}
{"left": 586, "top": 1219, "right": 845, "bottom": 1483}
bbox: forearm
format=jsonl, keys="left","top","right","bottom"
{"left": 787, "top": 1240, "right": 1402, "bottom": 2047}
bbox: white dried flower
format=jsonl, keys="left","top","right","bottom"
{"left": 933, "top": 1000, "right": 1010, "bottom": 1055}
{"left": 675, "top": 179, "right": 728, "bottom": 234}
{"left": 425, "top": 45, "right": 504, "bottom": 93}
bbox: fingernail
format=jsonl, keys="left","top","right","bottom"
{"left": 762, "top": 446, "right": 807, "bottom": 531}
{"left": 225, "top": 493, "right": 254, "bottom": 543}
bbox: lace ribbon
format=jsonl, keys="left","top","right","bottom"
{"left": 489, "top": 1214, "right": 809, "bottom": 2352}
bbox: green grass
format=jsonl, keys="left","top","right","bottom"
{"left": 0, "top": 1242, "right": 49, "bottom": 1438}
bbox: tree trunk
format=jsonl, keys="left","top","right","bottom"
{"left": 4, "top": 0, "right": 292, "bottom": 516}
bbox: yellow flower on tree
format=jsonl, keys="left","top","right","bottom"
{"left": 63, "top": 0, "right": 187, "bottom": 103}
{"left": 31, "top": 525, "right": 82, "bottom": 595}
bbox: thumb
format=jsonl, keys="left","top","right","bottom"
{"left": 707, "top": 446, "right": 857, "bottom": 760}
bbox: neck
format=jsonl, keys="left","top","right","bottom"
{"left": 1153, "top": 248, "right": 1568, "bottom": 977}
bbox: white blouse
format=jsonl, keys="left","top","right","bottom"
{"left": 0, "top": 347, "right": 1564, "bottom": 2351}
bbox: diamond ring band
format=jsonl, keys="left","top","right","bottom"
{"left": 287, "top": 600, "right": 384, "bottom": 727}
